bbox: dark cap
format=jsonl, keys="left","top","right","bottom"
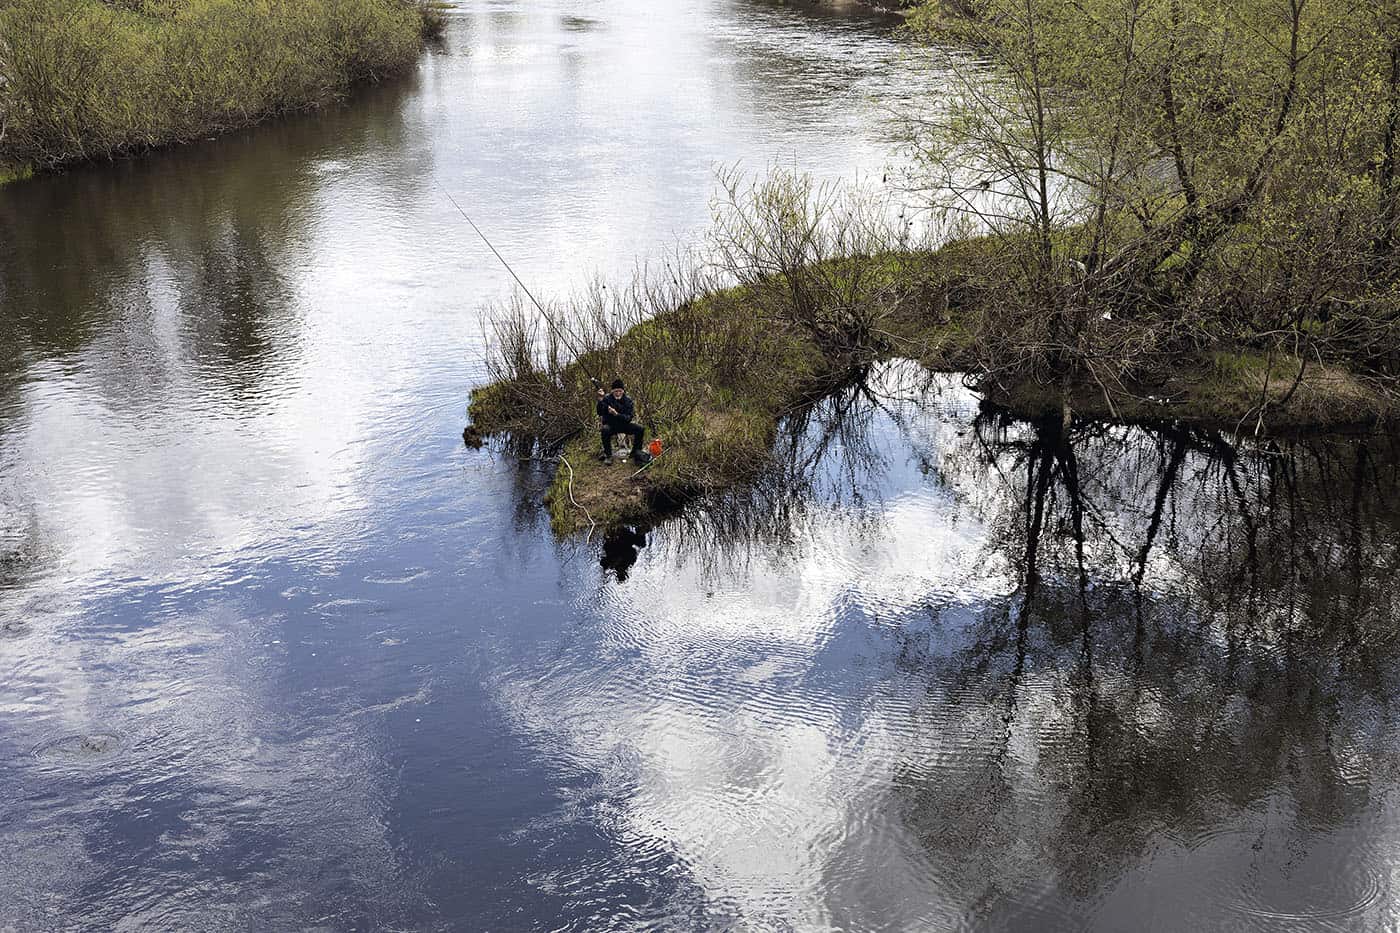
{"left": 611, "top": 379, "right": 625, "bottom": 390}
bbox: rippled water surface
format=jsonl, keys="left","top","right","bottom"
{"left": 3, "top": 2, "right": 1399, "bottom": 930}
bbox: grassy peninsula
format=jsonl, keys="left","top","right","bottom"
{"left": 470, "top": 255, "right": 1395, "bottom": 537}
{"left": 0, "top": 0, "right": 446, "bottom": 180}
{"left": 468, "top": 170, "right": 1397, "bottom": 537}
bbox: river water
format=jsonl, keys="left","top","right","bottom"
{"left": 1, "top": 2, "right": 1398, "bottom": 930}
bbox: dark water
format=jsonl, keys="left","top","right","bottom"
{"left": 2, "top": 2, "right": 1398, "bottom": 931}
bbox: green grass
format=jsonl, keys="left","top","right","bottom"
{"left": 0, "top": 163, "right": 35, "bottom": 185}
{"left": 0, "top": 0, "right": 441, "bottom": 173}
{"left": 983, "top": 347, "right": 1389, "bottom": 432}
{"left": 469, "top": 248, "right": 987, "bottom": 535}
{"left": 470, "top": 284, "right": 837, "bottom": 534}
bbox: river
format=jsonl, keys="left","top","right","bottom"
{"left": 1, "top": 1, "right": 1397, "bottom": 930}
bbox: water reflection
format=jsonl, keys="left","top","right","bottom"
{"left": 0, "top": 579, "right": 449, "bottom": 928}
{"left": 892, "top": 400, "right": 1400, "bottom": 929}
{"left": 1, "top": 0, "right": 1395, "bottom": 927}
{"left": 601, "top": 526, "right": 649, "bottom": 582}
{"left": 0, "top": 73, "right": 418, "bottom": 394}
{"left": 0, "top": 71, "right": 431, "bottom": 599}
{"left": 500, "top": 363, "right": 1400, "bottom": 930}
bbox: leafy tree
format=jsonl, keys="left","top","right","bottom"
{"left": 905, "top": 0, "right": 1400, "bottom": 410}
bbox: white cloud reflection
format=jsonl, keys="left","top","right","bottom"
{"left": 497, "top": 479, "right": 997, "bottom": 929}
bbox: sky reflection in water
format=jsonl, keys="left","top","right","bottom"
{"left": 0, "top": 1, "right": 1397, "bottom": 930}
{"left": 500, "top": 363, "right": 1400, "bottom": 930}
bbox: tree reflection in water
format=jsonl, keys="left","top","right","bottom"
{"left": 646, "top": 361, "right": 1400, "bottom": 927}
{"left": 895, "top": 390, "right": 1400, "bottom": 925}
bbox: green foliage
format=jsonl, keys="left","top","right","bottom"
{"left": 0, "top": 0, "right": 435, "bottom": 170}
{"left": 0, "top": 162, "right": 33, "bottom": 184}
{"left": 903, "top": 0, "right": 1400, "bottom": 395}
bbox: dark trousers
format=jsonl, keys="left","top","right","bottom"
{"left": 601, "top": 419, "right": 645, "bottom": 457}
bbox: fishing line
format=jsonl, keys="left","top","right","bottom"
{"left": 437, "top": 183, "right": 598, "bottom": 378}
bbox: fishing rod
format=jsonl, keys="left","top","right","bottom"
{"left": 437, "top": 183, "right": 601, "bottom": 383}
{"left": 442, "top": 185, "right": 669, "bottom": 479}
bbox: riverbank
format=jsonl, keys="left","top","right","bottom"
{"left": 467, "top": 246, "right": 1398, "bottom": 536}
{"left": 983, "top": 352, "right": 1391, "bottom": 435}
{"left": 0, "top": 0, "right": 447, "bottom": 183}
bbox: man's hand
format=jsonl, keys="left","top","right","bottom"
{"left": 607, "top": 406, "right": 618, "bottom": 416}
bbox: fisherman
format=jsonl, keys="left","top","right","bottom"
{"left": 597, "top": 379, "right": 647, "bottom": 464}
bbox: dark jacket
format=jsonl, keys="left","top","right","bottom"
{"left": 597, "top": 393, "right": 636, "bottom": 426}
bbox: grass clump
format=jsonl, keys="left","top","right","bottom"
{"left": 468, "top": 173, "right": 944, "bottom": 534}
{"left": 983, "top": 348, "right": 1390, "bottom": 433}
{"left": 0, "top": 163, "right": 33, "bottom": 185}
{"left": 419, "top": 0, "right": 450, "bottom": 39}
{"left": 469, "top": 278, "right": 837, "bottom": 535}
{"left": 0, "top": 0, "right": 444, "bottom": 173}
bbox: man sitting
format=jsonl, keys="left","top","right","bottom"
{"left": 597, "top": 379, "right": 646, "bottom": 464}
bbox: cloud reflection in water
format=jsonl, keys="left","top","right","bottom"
{"left": 497, "top": 364, "right": 1400, "bottom": 931}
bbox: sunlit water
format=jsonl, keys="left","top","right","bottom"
{"left": 2, "top": 2, "right": 1398, "bottom": 930}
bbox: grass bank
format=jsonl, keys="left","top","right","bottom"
{"left": 467, "top": 282, "right": 837, "bottom": 536}
{"left": 983, "top": 350, "right": 1393, "bottom": 435}
{"left": 0, "top": 0, "right": 447, "bottom": 180}
{"left": 467, "top": 240, "right": 1397, "bottom": 537}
